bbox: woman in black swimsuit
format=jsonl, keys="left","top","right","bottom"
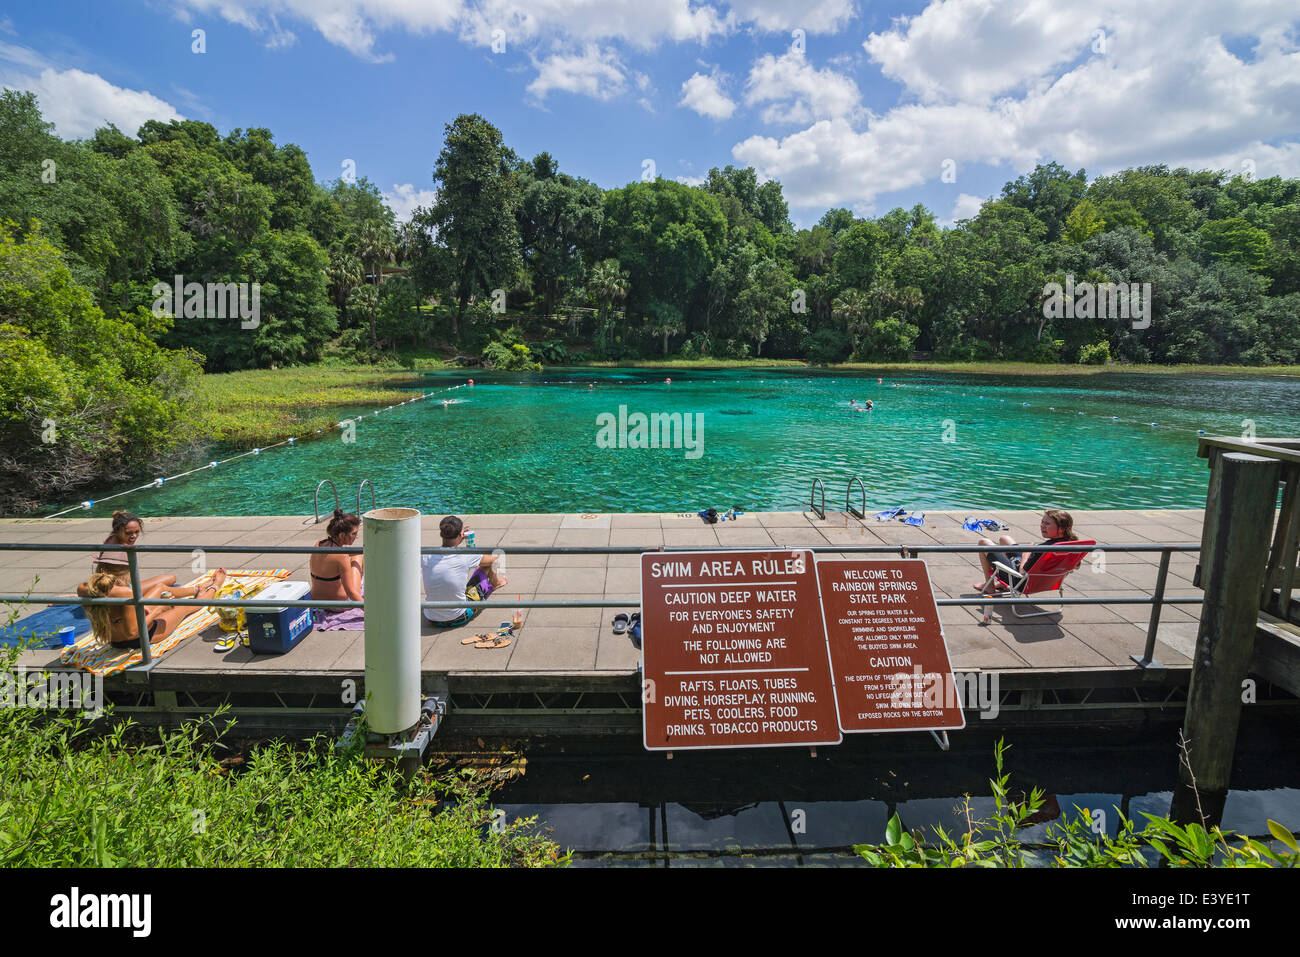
{"left": 310, "top": 510, "right": 363, "bottom": 605}
{"left": 974, "top": 509, "right": 1079, "bottom": 591}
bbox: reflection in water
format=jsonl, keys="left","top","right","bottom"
{"left": 492, "top": 719, "right": 1300, "bottom": 866}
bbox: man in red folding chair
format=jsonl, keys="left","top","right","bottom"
{"left": 974, "top": 510, "right": 1095, "bottom": 622}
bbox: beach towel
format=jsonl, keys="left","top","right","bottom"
{"left": 60, "top": 569, "right": 289, "bottom": 676}
{"left": 1, "top": 603, "right": 92, "bottom": 649}
{"left": 314, "top": 583, "right": 365, "bottom": 631}
{"left": 961, "top": 517, "right": 1009, "bottom": 532}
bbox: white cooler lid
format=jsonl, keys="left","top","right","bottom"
{"left": 249, "top": 580, "right": 312, "bottom": 610}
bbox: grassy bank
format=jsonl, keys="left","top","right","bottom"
{"left": 198, "top": 364, "right": 436, "bottom": 447}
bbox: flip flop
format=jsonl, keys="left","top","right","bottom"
{"left": 612, "top": 613, "right": 630, "bottom": 635}
{"left": 474, "top": 636, "right": 512, "bottom": 649}
{"left": 462, "top": 634, "right": 490, "bottom": 645}
{"left": 628, "top": 613, "right": 642, "bottom": 650}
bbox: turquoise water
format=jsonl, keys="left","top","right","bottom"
{"left": 61, "top": 368, "right": 1300, "bottom": 517}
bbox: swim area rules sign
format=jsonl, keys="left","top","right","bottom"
{"left": 640, "top": 549, "right": 842, "bottom": 751}
{"left": 640, "top": 551, "right": 963, "bottom": 750}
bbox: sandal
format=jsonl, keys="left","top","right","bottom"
{"left": 612, "top": 613, "right": 630, "bottom": 635}
{"left": 462, "top": 634, "right": 491, "bottom": 645}
{"left": 474, "top": 636, "right": 512, "bottom": 649}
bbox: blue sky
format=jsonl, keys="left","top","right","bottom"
{"left": 3, "top": 1, "right": 1298, "bottom": 228}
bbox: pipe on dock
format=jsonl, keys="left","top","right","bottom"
{"left": 362, "top": 507, "right": 422, "bottom": 734}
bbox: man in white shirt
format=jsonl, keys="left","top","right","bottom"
{"left": 421, "top": 515, "right": 508, "bottom": 626}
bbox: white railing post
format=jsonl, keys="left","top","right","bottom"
{"left": 362, "top": 507, "right": 422, "bottom": 734}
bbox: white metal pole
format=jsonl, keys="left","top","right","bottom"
{"left": 363, "top": 506, "right": 422, "bottom": 733}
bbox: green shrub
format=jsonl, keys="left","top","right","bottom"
{"left": 0, "top": 638, "right": 563, "bottom": 867}
{"left": 1079, "top": 341, "right": 1111, "bottom": 364}
{"left": 805, "top": 327, "right": 852, "bottom": 365}
{"left": 855, "top": 739, "right": 1299, "bottom": 868}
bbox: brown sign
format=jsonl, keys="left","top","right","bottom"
{"left": 815, "top": 559, "right": 965, "bottom": 733}
{"left": 640, "top": 549, "right": 842, "bottom": 751}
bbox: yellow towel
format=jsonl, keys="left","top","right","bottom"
{"left": 61, "top": 569, "right": 290, "bottom": 676}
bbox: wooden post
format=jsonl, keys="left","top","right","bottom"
{"left": 1171, "top": 452, "right": 1280, "bottom": 826}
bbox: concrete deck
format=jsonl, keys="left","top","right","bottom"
{"left": 1, "top": 509, "right": 1204, "bottom": 683}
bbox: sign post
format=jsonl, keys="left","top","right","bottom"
{"left": 815, "top": 558, "right": 965, "bottom": 734}
{"left": 640, "top": 549, "right": 841, "bottom": 751}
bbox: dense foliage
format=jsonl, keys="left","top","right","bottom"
{"left": 0, "top": 640, "right": 561, "bottom": 866}
{"left": 5, "top": 92, "right": 1297, "bottom": 374}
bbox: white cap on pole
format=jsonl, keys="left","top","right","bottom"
{"left": 363, "top": 506, "right": 422, "bottom": 733}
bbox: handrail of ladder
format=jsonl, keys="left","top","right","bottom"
{"left": 314, "top": 480, "right": 339, "bottom": 524}
{"left": 846, "top": 477, "right": 866, "bottom": 519}
{"left": 810, "top": 478, "right": 826, "bottom": 520}
{"left": 357, "top": 479, "right": 377, "bottom": 515}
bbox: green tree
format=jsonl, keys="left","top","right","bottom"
{"left": 428, "top": 114, "right": 523, "bottom": 334}
{"left": 1198, "top": 217, "right": 1272, "bottom": 273}
{"left": 0, "top": 223, "right": 201, "bottom": 513}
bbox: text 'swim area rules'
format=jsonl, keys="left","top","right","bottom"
{"left": 640, "top": 549, "right": 841, "bottom": 751}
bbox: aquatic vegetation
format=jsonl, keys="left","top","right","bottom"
{"left": 854, "top": 738, "right": 1299, "bottom": 868}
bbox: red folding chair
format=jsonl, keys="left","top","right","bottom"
{"left": 980, "top": 539, "right": 1097, "bottom": 623}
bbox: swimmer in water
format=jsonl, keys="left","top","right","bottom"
{"left": 865, "top": 399, "right": 874, "bottom": 410}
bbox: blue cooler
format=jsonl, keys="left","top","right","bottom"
{"left": 246, "top": 581, "right": 314, "bottom": 654}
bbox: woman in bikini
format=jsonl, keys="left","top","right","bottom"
{"left": 79, "top": 567, "right": 228, "bottom": 648}
{"left": 92, "top": 510, "right": 176, "bottom": 591}
{"left": 310, "top": 510, "right": 364, "bottom": 628}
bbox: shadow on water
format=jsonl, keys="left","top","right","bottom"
{"left": 489, "top": 713, "right": 1300, "bottom": 867}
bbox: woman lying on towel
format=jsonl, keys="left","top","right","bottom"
{"left": 79, "top": 568, "right": 227, "bottom": 649}
{"left": 310, "top": 510, "right": 365, "bottom": 630}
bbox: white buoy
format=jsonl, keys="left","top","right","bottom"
{"left": 362, "top": 507, "right": 422, "bottom": 734}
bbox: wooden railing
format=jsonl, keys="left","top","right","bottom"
{"left": 1197, "top": 436, "right": 1300, "bottom": 623}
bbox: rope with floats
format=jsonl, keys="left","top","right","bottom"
{"left": 43, "top": 381, "right": 473, "bottom": 518}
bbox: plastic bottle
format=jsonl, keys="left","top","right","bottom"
{"left": 512, "top": 597, "right": 523, "bottom": 630}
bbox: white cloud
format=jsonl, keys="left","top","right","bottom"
{"left": 174, "top": 0, "right": 462, "bottom": 62}
{"left": 744, "top": 50, "right": 861, "bottom": 125}
{"left": 945, "top": 192, "right": 986, "bottom": 225}
{"left": 675, "top": 173, "right": 706, "bottom": 185}
{"left": 383, "top": 183, "right": 438, "bottom": 221}
{"left": 526, "top": 44, "right": 627, "bottom": 101}
{"left": 3, "top": 66, "right": 182, "bottom": 139}
{"left": 737, "top": 1, "right": 1300, "bottom": 210}
{"left": 726, "top": 0, "right": 855, "bottom": 33}
{"left": 680, "top": 71, "right": 736, "bottom": 119}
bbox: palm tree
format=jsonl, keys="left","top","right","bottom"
{"left": 646, "top": 304, "right": 685, "bottom": 356}
{"left": 347, "top": 284, "right": 380, "bottom": 348}
{"left": 354, "top": 222, "right": 397, "bottom": 345}
{"left": 327, "top": 252, "right": 363, "bottom": 311}
{"left": 587, "top": 259, "right": 629, "bottom": 352}
{"left": 832, "top": 288, "right": 870, "bottom": 351}
{"left": 896, "top": 285, "right": 924, "bottom": 322}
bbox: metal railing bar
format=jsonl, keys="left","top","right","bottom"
{"left": 0, "top": 594, "right": 1208, "bottom": 610}
{"left": 0, "top": 542, "right": 1201, "bottom": 555}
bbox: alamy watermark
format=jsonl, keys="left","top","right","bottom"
{"left": 596, "top": 405, "right": 704, "bottom": 459}
{"left": 1042, "top": 275, "right": 1151, "bottom": 330}
{"left": 889, "top": 666, "right": 1000, "bottom": 719}
{"left": 2, "top": 666, "right": 104, "bottom": 718}
{"left": 152, "top": 275, "right": 260, "bottom": 329}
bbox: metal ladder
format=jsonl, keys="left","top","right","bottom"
{"left": 313, "top": 479, "right": 378, "bottom": 523}
{"left": 807, "top": 477, "right": 867, "bottom": 520}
